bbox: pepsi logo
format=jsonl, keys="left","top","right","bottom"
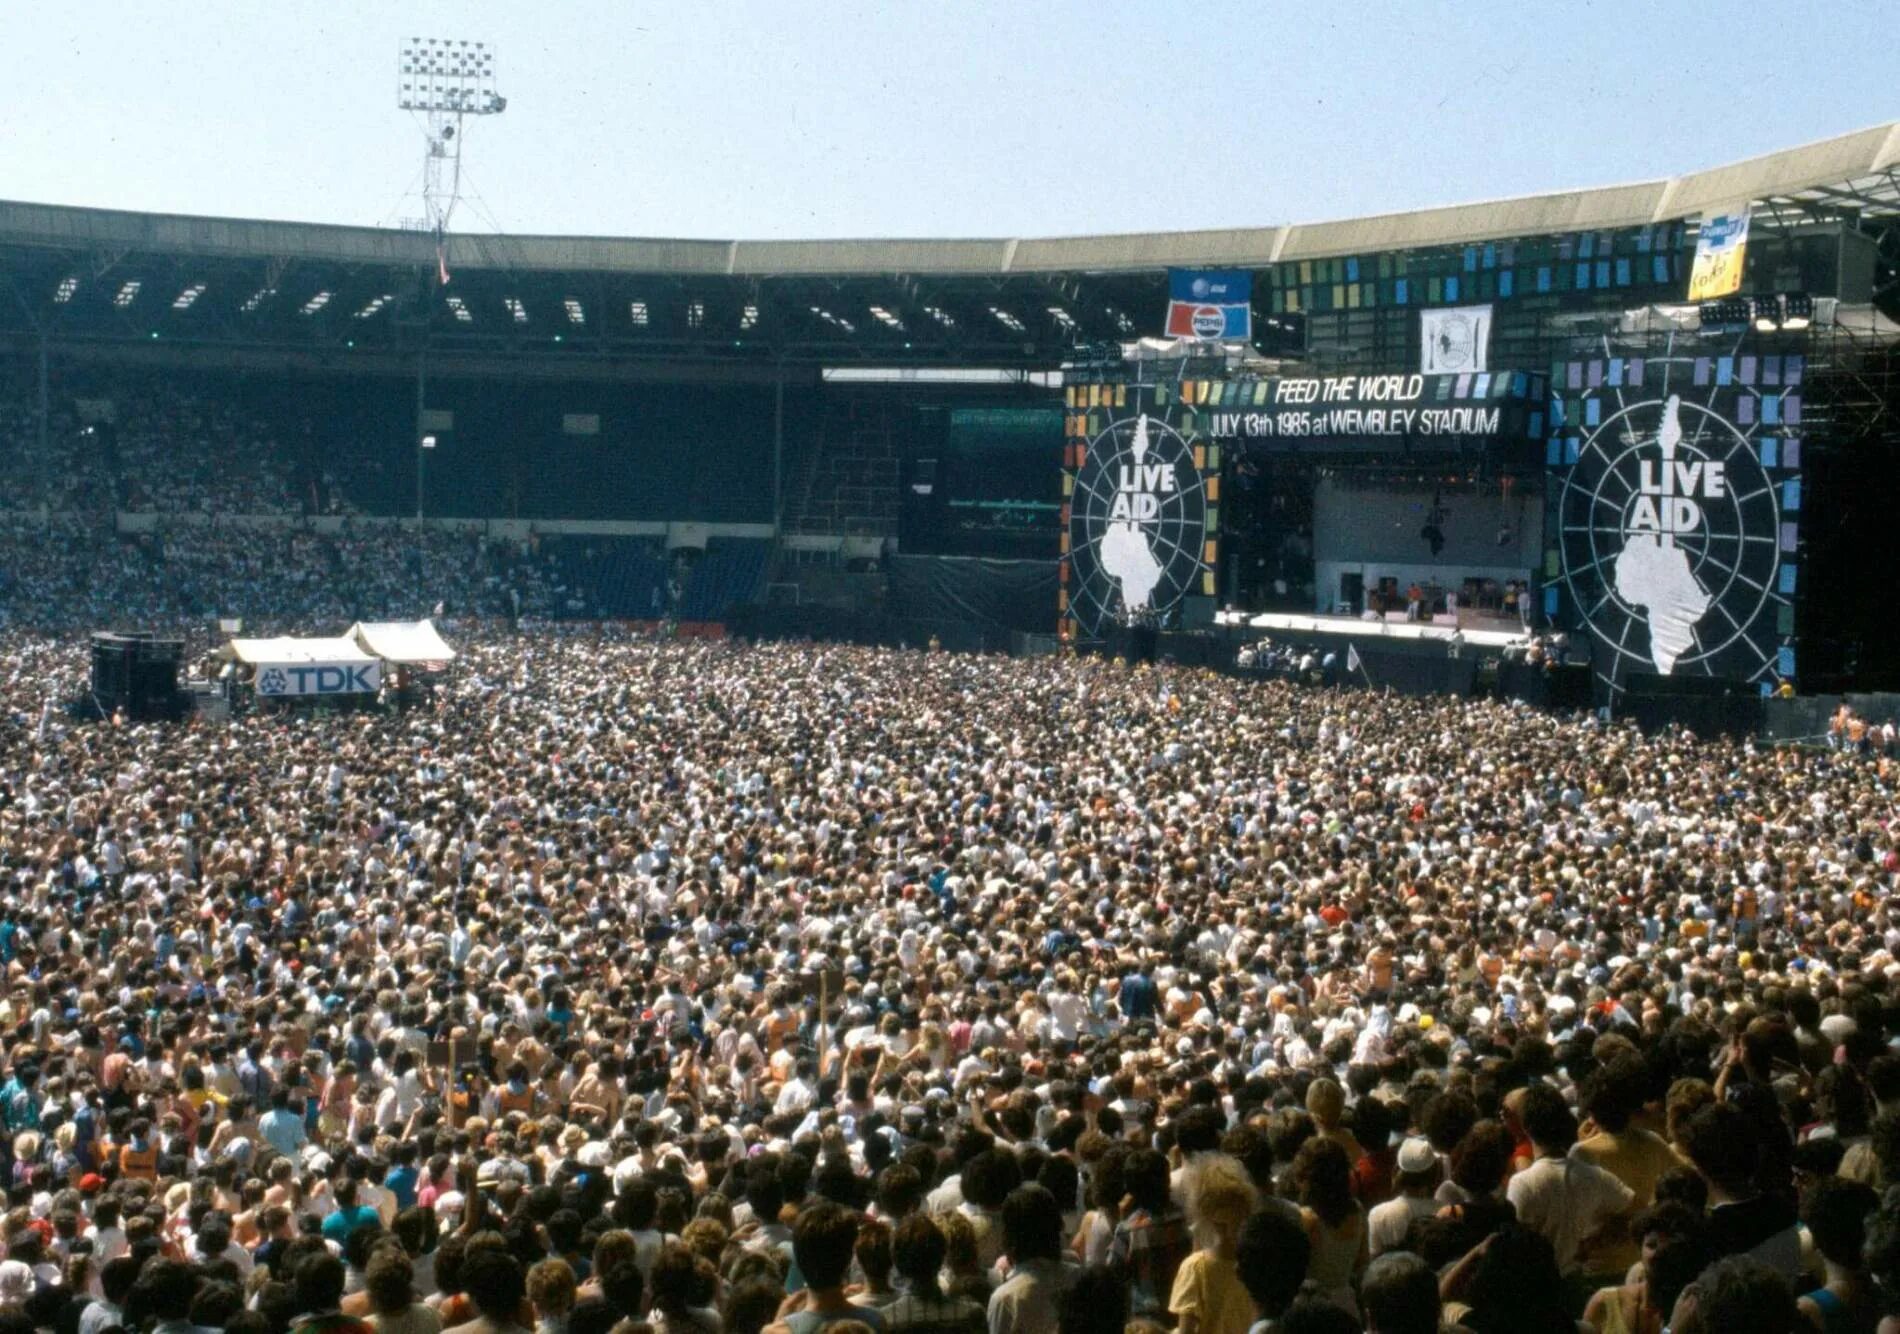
{"left": 1190, "top": 305, "right": 1225, "bottom": 339}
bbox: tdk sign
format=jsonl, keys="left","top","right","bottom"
{"left": 256, "top": 662, "right": 382, "bottom": 696}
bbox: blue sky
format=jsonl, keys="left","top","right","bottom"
{"left": 0, "top": 1, "right": 1890, "bottom": 240}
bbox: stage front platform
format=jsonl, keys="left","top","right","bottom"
{"left": 1112, "top": 611, "right": 1594, "bottom": 706}
{"left": 1214, "top": 610, "right": 1526, "bottom": 650}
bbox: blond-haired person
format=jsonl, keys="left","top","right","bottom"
{"left": 1168, "top": 1154, "right": 1259, "bottom": 1334}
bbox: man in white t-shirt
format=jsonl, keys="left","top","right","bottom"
{"left": 1368, "top": 1138, "right": 1444, "bottom": 1257}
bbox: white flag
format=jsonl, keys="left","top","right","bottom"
{"left": 1347, "top": 644, "right": 1363, "bottom": 675}
{"left": 1420, "top": 305, "right": 1492, "bottom": 375}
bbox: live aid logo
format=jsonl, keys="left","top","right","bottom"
{"left": 1628, "top": 457, "right": 1727, "bottom": 536}
{"left": 1112, "top": 462, "right": 1178, "bottom": 521}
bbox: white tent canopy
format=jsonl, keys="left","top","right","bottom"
{"left": 349, "top": 619, "right": 457, "bottom": 665}
{"left": 223, "top": 635, "right": 378, "bottom": 667}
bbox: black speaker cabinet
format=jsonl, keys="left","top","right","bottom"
{"left": 90, "top": 632, "right": 184, "bottom": 720}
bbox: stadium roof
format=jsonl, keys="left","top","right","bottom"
{"left": 0, "top": 123, "right": 1892, "bottom": 375}
{"left": 0, "top": 121, "right": 1894, "bottom": 278}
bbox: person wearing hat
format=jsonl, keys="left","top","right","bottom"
{"left": 1367, "top": 1138, "right": 1442, "bottom": 1258}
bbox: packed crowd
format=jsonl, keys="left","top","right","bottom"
{"left": 0, "top": 629, "right": 1894, "bottom": 1334}
{"left": 0, "top": 379, "right": 336, "bottom": 518}
{"left": 107, "top": 389, "right": 310, "bottom": 516}
{"left": 0, "top": 519, "right": 585, "bottom": 632}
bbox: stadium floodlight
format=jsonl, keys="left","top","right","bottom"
{"left": 397, "top": 37, "right": 507, "bottom": 255}
{"left": 810, "top": 305, "right": 856, "bottom": 334}
{"left": 53, "top": 276, "right": 78, "bottom": 304}
{"left": 1752, "top": 294, "right": 1782, "bottom": 333}
{"left": 1781, "top": 292, "right": 1814, "bottom": 330}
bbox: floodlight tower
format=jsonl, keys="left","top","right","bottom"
{"left": 397, "top": 37, "right": 506, "bottom": 253}
{"left": 398, "top": 38, "right": 503, "bottom": 520}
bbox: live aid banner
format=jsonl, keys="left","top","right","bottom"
{"left": 1059, "top": 381, "right": 1220, "bottom": 638}
{"left": 1162, "top": 371, "right": 1539, "bottom": 447}
{"left": 1544, "top": 328, "right": 1803, "bottom": 698}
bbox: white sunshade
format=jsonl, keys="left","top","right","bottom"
{"left": 348, "top": 619, "right": 457, "bottom": 664}
{"left": 224, "top": 635, "right": 378, "bottom": 667}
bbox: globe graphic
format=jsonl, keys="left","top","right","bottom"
{"left": 1067, "top": 413, "right": 1208, "bottom": 636}
{"left": 1559, "top": 393, "right": 1783, "bottom": 684}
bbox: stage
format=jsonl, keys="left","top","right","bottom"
{"left": 1214, "top": 609, "right": 1527, "bottom": 650}
{"left": 1097, "top": 610, "right": 1595, "bottom": 707}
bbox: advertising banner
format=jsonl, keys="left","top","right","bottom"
{"left": 255, "top": 661, "right": 383, "bottom": 697}
{"left": 1687, "top": 206, "right": 1751, "bottom": 301}
{"left": 1164, "top": 269, "right": 1252, "bottom": 341}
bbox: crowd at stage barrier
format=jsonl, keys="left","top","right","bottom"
{"left": 1232, "top": 631, "right": 1576, "bottom": 685}
{"left": 0, "top": 628, "right": 1895, "bottom": 1334}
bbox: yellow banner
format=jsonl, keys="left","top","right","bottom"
{"left": 1687, "top": 206, "right": 1751, "bottom": 301}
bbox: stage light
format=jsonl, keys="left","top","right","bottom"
{"left": 1780, "top": 292, "right": 1813, "bottom": 330}
{"left": 1752, "top": 295, "right": 1781, "bottom": 333}
{"left": 420, "top": 434, "right": 438, "bottom": 450}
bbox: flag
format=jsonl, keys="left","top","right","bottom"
{"left": 1687, "top": 206, "right": 1749, "bottom": 301}
{"left": 1165, "top": 269, "right": 1251, "bottom": 341}
{"left": 1420, "top": 305, "right": 1492, "bottom": 374}
{"left": 437, "top": 238, "right": 452, "bottom": 287}
{"left": 1347, "top": 644, "right": 1362, "bottom": 676}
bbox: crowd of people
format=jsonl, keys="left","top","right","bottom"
{"left": 0, "top": 378, "right": 338, "bottom": 519}
{"left": 0, "top": 518, "right": 604, "bottom": 634}
{"left": 0, "top": 625, "right": 1892, "bottom": 1334}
